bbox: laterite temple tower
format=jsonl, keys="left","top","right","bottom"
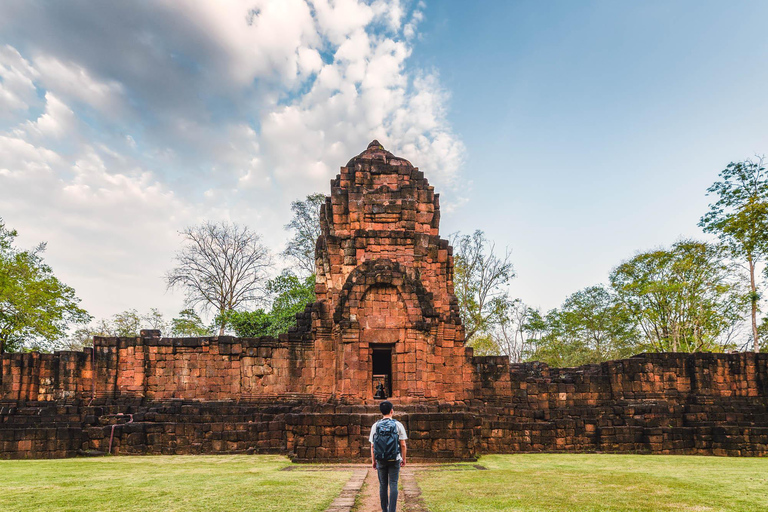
{"left": 2, "top": 142, "right": 768, "bottom": 460}
{"left": 310, "top": 140, "right": 474, "bottom": 402}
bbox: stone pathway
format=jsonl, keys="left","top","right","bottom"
{"left": 312, "top": 462, "right": 483, "bottom": 512}
{"left": 325, "top": 468, "right": 368, "bottom": 512}
{"left": 353, "top": 467, "right": 396, "bottom": 512}
{"left": 327, "top": 465, "right": 430, "bottom": 512}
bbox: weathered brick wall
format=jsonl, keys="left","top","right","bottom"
{"left": 286, "top": 410, "right": 481, "bottom": 461}
{"left": 474, "top": 352, "right": 768, "bottom": 456}
{"left": 0, "top": 336, "right": 319, "bottom": 402}
{"left": 0, "top": 401, "right": 294, "bottom": 459}
{"left": 2, "top": 352, "right": 767, "bottom": 459}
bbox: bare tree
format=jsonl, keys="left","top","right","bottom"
{"left": 451, "top": 230, "right": 515, "bottom": 344}
{"left": 491, "top": 299, "right": 531, "bottom": 362}
{"left": 166, "top": 222, "right": 272, "bottom": 335}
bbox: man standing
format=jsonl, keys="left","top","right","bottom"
{"left": 370, "top": 400, "right": 407, "bottom": 512}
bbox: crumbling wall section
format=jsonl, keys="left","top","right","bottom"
{"left": 0, "top": 335, "right": 318, "bottom": 402}
{"left": 476, "top": 352, "right": 768, "bottom": 456}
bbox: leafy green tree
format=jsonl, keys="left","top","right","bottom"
{"left": 610, "top": 240, "right": 745, "bottom": 353}
{"left": 142, "top": 308, "right": 169, "bottom": 333}
{"left": 699, "top": 156, "right": 768, "bottom": 352}
{"left": 110, "top": 309, "right": 143, "bottom": 337}
{"left": 527, "top": 309, "right": 592, "bottom": 367}
{"left": 521, "top": 308, "right": 547, "bottom": 349}
{"left": 282, "top": 193, "right": 325, "bottom": 277}
{"left": 451, "top": 230, "right": 515, "bottom": 345}
{"left": 223, "top": 309, "right": 272, "bottom": 338}
{"left": 265, "top": 272, "right": 316, "bottom": 334}
{"left": 0, "top": 219, "right": 91, "bottom": 352}
{"left": 166, "top": 221, "right": 273, "bottom": 335}
{"left": 525, "top": 286, "right": 639, "bottom": 366}
{"left": 171, "top": 309, "right": 210, "bottom": 337}
{"left": 557, "top": 285, "right": 639, "bottom": 360}
{"left": 757, "top": 319, "right": 768, "bottom": 352}
{"left": 224, "top": 273, "right": 315, "bottom": 337}
{"left": 98, "top": 308, "right": 168, "bottom": 338}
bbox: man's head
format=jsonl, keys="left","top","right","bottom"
{"left": 379, "top": 400, "right": 393, "bottom": 416}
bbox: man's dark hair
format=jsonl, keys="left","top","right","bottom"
{"left": 379, "top": 401, "right": 393, "bottom": 415}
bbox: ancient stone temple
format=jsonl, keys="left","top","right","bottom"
{"left": 309, "top": 140, "right": 473, "bottom": 402}
{"left": 2, "top": 142, "right": 768, "bottom": 460}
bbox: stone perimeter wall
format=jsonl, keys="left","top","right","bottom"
{"left": 2, "top": 347, "right": 767, "bottom": 459}
{"left": 0, "top": 336, "right": 318, "bottom": 403}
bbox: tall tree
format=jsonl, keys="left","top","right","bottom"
{"left": 0, "top": 219, "right": 91, "bottom": 352}
{"left": 610, "top": 240, "right": 745, "bottom": 353}
{"left": 451, "top": 230, "right": 515, "bottom": 345}
{"left": 110, "top": 309, "right": 143, "bottom": 337}
{"left": 699, "top": 156, "right": 768, "bottom": 352}
{"left": 282, "top": 193, "right": 325, "bottom": 277}
{"left": 166, "top": 221, "right": 272, "bottom": 335}
{"left": 142, "top": 308, "right": 169, "bottom": 333}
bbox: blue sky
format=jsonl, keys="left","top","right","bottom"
{"left": 1, "top": 1, "right": 767, "bottom": 327}
{"left": 415, "top": 1, "right": 768, "bottom": 310}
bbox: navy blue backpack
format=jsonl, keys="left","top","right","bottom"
{"left": 373, "top": 418, "right": 400, "bottom": 462}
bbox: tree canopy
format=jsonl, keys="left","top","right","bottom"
{"left": 610, "top": 241, "right": 745, "bottom": 353}
{"left": 66, "top": 308, "right": 177, "bottom": 349}
{"left": 224, "top": 273, "right": 315, "bottom": 337}
{"left": 171, "top": 309, "right": 210, "bottom": 337}
{"left": 525, "top": 285, "right": 639, "bottom": 367}
{"left": 0, "top": 219, "right": 90, "bottom": 352}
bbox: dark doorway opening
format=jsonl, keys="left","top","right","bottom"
{"left": 372, "top": 346, "right": 393, "bottom": 399}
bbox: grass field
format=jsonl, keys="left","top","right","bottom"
{"left": 3, "top": 453, "right": 768, "bottom": 512}
{"left": 0, "top": 455, "right": 350, "bottom": 512}
{"left": 417, "top": 454, "right": 768, "bottom": 512}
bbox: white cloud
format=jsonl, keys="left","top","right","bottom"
{"left": 311, "top": 0, "right": 375, "bottom": 45}
{"left": 297, "top": 47, "right": 324, "bottom": 76}
{"left": 0, "top": 0, "right": 466, "bottom": 326}
{"left": 0, "top": 133, "right": 195, "bottom": 319}
{"left": 0, "top": 133, "right": 61, "bottom": 178}
{"left": 20, "top": 92, "right": 76, "bottom": 139}
{"left": 33, "top": 55, "right": 125, "bottom": 115}
{"left": 0, "top": 45, "right": 39, "bottom": 118}
{"left": 153, "top": 0, "right": 320, "bottom": 87}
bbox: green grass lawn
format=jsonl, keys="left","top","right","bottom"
{"left": 0, "top": 455, "right": 350, "bottom": 512}
{"left": 418, "top": 454, "right": 768, "bottom": 512}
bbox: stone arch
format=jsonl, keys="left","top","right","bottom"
{"left": 357, "top": 284, "right": 408, "bottom": 331}
{"left": 333, "top": 259, "right": 436, "bottom": 331}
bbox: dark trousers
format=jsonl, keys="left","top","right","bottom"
{"left": 376, "top": 460, "right": 400, "bottom": 512}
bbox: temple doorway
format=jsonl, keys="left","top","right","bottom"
{"left": 372, "top": 345, "right": 393, "bottom": 399}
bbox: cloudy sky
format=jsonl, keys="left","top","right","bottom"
{"left": 1, "top": 1, "right": 768, "bottom": 329}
